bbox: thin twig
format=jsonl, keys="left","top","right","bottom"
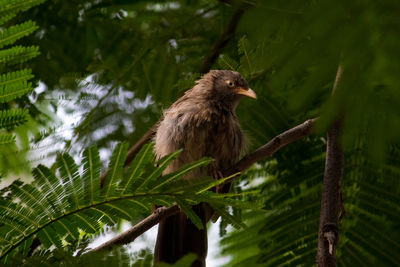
{"left": 316, "top": 65, "right": 344, "bottom": 267}
{"left": 91, "top": 118, "right": 317, "bottom": 252}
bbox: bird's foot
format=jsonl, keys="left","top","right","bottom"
{"left": 212, "top": 170, "right": 224, "bottom": 180}
{"left": 212, "top": 170, "right": 225, "bottom": 193}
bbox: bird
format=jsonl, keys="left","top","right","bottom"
{"left": 153, "top": 70, "right": 256, "bottom": 267}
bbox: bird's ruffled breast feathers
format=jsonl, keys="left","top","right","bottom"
{"left": 154, "top": 99, "right": 245, "bottom": 166}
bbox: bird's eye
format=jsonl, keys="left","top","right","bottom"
{"left": 226, "top": 80, "right": 235, "bottom": 87}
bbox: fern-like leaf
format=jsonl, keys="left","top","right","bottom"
{"left": 0, "top": 133, "right": 15, "bottom": 145}
{"left": 175, "top": 197, "right": 204, "bottom": 230}
{"left": 0, "top": 0, "right": 43, "bottom": 153}
{"left": 0, "top": 46, "right": 40, "bottom": 66}
{"left": 57, "top": 153, "right": 81, "bottom": 209}
{"left": 119, "top": 142, "right": 153, "bottom": 195}
{"left": 217, "top": 54, "right": 239, "bottom": 71}
{"left": 134, "top": 148, "right": 182, "bottom": 192}
{"left": 0, "top": 20, "right": 38, "bottom": 49}
{"left": 0, "top": 0, "right": 46, "bottom": 25}
{"left": 210, "top": 204, "right": 246, "bottom": 229}
{"left": 0, "top": 143, "right": 257, "bottom": 264}
{"left": 33, "top": 165, "right": 66, "bottom": 215}
{"left": 0, "top": 11, "right": 16, "bottom": 25}
{"left": 103, "top": 142, "right": 128, "bottom": 197}
{"left": 0, "top": 69, "right": 33, "bottom": 103}
{"left": 81, "top": 146, "right": 101, "bottom": 205}
{"left": 149, "top": 157, "right": 213, "bottom": 193}
{"left": 0, "top": 108, "right": 27, "bottom": 129}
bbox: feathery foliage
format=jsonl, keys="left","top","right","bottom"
{"left": 15, "top": 246, "right": 195, "bottom": 267}
{"left": 0, "top": 108, "right": 27, "bottom": 129}
{"left": 0, "top": 46, "right": 39, "bottom": 66}
{"left": 0, "top": 133, "right": 15, "bottom": 145}
{"left": 2, "top": 0, "right": 400, "bottom": 265}
{"left": 0, "top": 69, "right": 34, "bottom": 103}
{"left": 0, "top": 20, "right": 38, "bottom": 49}
{"left": 0, "top": 143, "right": 257, "bottom": 264}
{"left": 221, "top": 138, "right": 400, "bottom": 266}
{"left": 10, "top": 235, "right": 189, "bottom": 267}
{"left": 215, "top": 1, "right": 400, "bottom": 265}
{"left": 0, "top": 0, "right": 46, "bottom": 25}
{"left": 0, "top": 0, "right": 46, "bottom": 173}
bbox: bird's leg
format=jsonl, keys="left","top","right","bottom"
{"left": 211, "top": 169, "right": 225, "bottom": 193}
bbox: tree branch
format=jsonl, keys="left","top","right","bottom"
{"left": 198, "top": 4, "right": 245, "bottom": 74}
{"left": 90, "top": 205, "right": 180, "bottom": 252}
{"left": 316, "top": 65, "right": 344, "bottom": 267}
{"left": 91, "top": 118, "right": 317, "bottom": 252}
{"left": 225, "top": 118, "right": 317, "bottom": 176}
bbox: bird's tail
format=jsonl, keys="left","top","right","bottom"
{"left": 154, "top": 204, "right": 208, "bottom": 267}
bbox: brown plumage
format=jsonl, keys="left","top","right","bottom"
{"left": 153, "top": 70, "right": 256, "bottom": 266}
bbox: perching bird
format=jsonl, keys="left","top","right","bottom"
{"left": 153, "top": 70, "right": 256, "bottom": 267}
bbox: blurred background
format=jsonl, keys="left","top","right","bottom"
{"left": 1, "top": 0, "right": 400, "bottom": 266}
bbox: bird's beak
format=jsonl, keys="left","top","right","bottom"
{"left": 236, "top": 87, "right": 257, "bottom": 99}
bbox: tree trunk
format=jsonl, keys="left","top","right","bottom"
{"left": 316, "top": 65, "right": 344, "bottom": 266}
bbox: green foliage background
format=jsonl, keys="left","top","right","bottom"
{"left": 1, "top": 0, "right": 400, "bottom": 266}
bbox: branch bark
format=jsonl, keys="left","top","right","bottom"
{"left": 91, "top": 118, "right": 317, "bottom": 252}
{"left": 91, "top": 205, "right": 180, "bottom": 252}
{"left": 316, "top": 65, "right": 344, "bottom": 267}
{"left": 225, "top": 118, "right": 316, "bottom": 176}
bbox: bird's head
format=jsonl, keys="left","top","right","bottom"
{"left": 196, "top": 70, "right": 256, "bottom": 109}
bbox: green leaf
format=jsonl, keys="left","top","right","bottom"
{"left": 0, "top": 69, "right": 34, "bottom": 103}
{"left": 196, "top": 172, "right": 240, "bottom": 194}
{"left": 172, "top": 253, "right": 198, "bottom": 267}
{"left": 8, "top": 181, "right": 51, "bottom": 223}
{"left": 119, "top": 143, "right": 154, "bottom": 195}
{"left": 0, "top": 20, "right": 38, "bottom": 49}
{"left": 175, "top": 198, "right": 203, "bottom": 230}
{"left": 0, "top": 0, "right": 47, "bottom": 25}
{"left": 33, "top": 165, "right": 66, "bottom": 215}
{"left": 238, "top": 36, "right": 253, "bottom": 77}
{"left": 155, "top": 253, "right": 197, "bottom": 267}
{"left": 0, "top": 46, "right": 39, "bottom": 66}
{"left": 57, "top": 153, "right": 81, "bottom": 209}
{"left": 135, "top": 148, "right": 182, "bottom": 192}
{"left": 81, "top": 146, "right": 101, "bottom": 204}
{"left": 1, "top": 143, "right": 257, "bottom": 264}
{"left": 210, "top": 204, "right": 246, "bottom": 229}
{"left": 150, "top": 157, "right": 213, "bottom": 192}
{"left": 0, "top": 133, "right": 15, "bottom": 145}
{"left": 103, "top": 142, "right": 128, "bottom": 197}
{"left": 37, "top": 227, "right": 62, "bottom": 248}
{"left": 0, "top": 11, "right": 16, "bottom": 25}
{"left": 0, "top": 108, "right": 27, "bottom": 129}
{"left": 217, "top": 54, "right": 239, "bottom": 71}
